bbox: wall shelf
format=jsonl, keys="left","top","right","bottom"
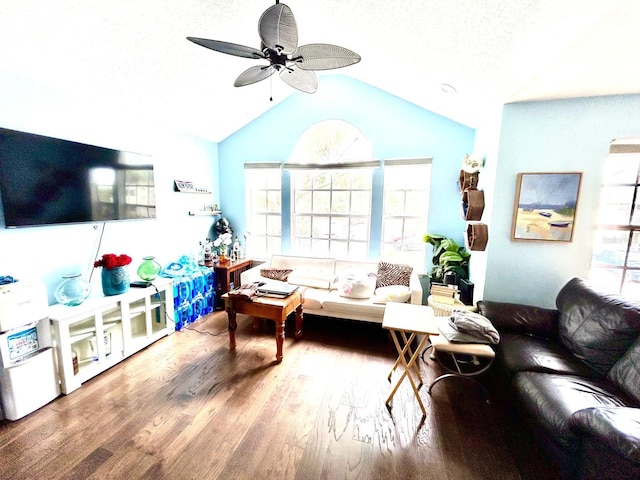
{"left": 188, "top": 210, "right": 221, "bottom": 216}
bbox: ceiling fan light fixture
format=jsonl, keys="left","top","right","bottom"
{"left": 187, "top": 2, "right": 361, "bottom": 94}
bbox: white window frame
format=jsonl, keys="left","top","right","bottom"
{"left": 244, "top": 163, "right": 282, "bottom": 259}
{"left": 589, "top": 140, "right": 640, "bottom": 297}
{"left": 288, "top": 166, "right": 373, "bottom": 259}
{"left": 381, "top": 158, "right": 432, "bottom": 269}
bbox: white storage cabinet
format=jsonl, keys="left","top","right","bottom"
{"left": 49, "top": 278, "right": 174, "bottom": 394}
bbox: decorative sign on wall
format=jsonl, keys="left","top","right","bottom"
{"left": 511, "top": 172, "right": 582, "bottom": 242}
{"left": 174, "top": 180, "right": 211, "bottom": 194}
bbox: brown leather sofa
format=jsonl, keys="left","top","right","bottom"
{"left": 478, "top": 278, "right": 640, "bottom": 480}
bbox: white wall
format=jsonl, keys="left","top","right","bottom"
{"left": 0, "top": 74, "right": 220, "bottom": 304}
{"left": 484, "top": 94, "right": 640, "bottom": 308}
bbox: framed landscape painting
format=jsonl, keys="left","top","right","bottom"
{"left": 511, "top": 172, "right": 582, "bottom": 242}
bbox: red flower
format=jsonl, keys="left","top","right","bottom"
{"left": 94, "top": 254, "right": 132, "bottom": 270}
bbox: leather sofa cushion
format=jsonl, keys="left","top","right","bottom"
{"left": 570, "top": 407, "right": 640, "bottom": 465}
{"left": 496, "top": 332, "right": 597, "bottom": 377}
{"left": 321, "top": 291, "right": 385, "bottom": 317}
{"left": 556, "top": 277, "right": 640, "bottom": 376}
{"left": 513, "top": 371, "right": 629, "bottom": 453}
{"left": 608, "top": 335, "right": 640, "bottom": 404}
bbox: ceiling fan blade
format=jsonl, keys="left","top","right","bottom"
{"left": 294, "top": 44, "right": 361, "bottom": 71}
{"left": 259, "top": 3, "right": 298, "bottom": 54}
{"left": 187, "top": 37, "right": 265, "bottom": 59}
{"left": 234, "top": 65, "right": 277, "bottom": 87}
{"left": 279, "top": 65, "right": 317, "bottom": 93}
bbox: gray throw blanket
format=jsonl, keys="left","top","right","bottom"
{"left": 441, "top": 310, "right": 500, "bottom": 344}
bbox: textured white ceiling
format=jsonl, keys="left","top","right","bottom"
{"left": 0, "top": 0, "right": 639, "bottom": 142}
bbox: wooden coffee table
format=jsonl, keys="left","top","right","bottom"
{"left": 222, "top": 291, "right": 304, "bottom": 363}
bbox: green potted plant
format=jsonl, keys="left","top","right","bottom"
{"left": 423, "top": 233, "right": 471, "bottom": 285}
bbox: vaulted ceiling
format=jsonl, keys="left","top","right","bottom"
{"left": 1, "top": 1, "right": 638, "bottom": 142}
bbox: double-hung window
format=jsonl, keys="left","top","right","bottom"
{"left": 244, "top": 164, "right": 282, "bottom": 259}
{"left": 289, "top": 167, "right": 373, "bottom": 259}
{"left": 589, "top": 140, "right": 640, "bottom": 297}
{"left": 381, "top": 158, "right": 431, "bottom": 269}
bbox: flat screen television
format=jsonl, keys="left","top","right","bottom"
{"left": 0, "top": 127, "right": 156, "bottom": 228}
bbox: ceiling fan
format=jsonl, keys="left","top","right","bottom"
{"left": 187, "top": 1, "right": 361, "bottom": 94}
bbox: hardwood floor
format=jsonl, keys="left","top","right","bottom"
{"left": 0, "top": 311, "right": 553, "bottom": 479}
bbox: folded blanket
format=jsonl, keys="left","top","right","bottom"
{"left": 446, "top": 310, "right": 500, "bottom": 344}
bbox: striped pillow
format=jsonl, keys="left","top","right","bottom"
{"left": 376, "top": 261, "right": 413, "bottom": 288}
{"left": 260, "top": 268, "right": 293, "bottom": 282}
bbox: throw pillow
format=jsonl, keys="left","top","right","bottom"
{"left": 373, "top": 285, "right": 412, "bottom": 304}
{"left": 260, "top": 268, "right": 293, "bottom": 282}
{"left": 376, "top": 261, "right": 413, "bottom": 288}
{"left": 335, "top": 268, "right": 377, "bottom": 299}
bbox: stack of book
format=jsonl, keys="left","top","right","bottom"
{"left": 430, "top": 284, "right": 459, "bottom": 305}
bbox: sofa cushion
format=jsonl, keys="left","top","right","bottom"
{"left": 495, "top": 332, "right": 599, "bottom": 377}
{"left": 321, "top": 291, "right": 385, "bottom": 317}
{"left": 513, "top": 371, "right": 629, "bottom": 453}
{"left": 373, "top": 285, "right": 412, "bottom": 304}
{"left": 556, "top": 277, "right": 640, "bottom": 376}
{"left": 287, "top": 272, "right": 333, "bottom": 289}
{"left": 260, "top": 268, "right": 293, "bottom": 282}
{"left": 376, "top": 261, "right": 413, "bottom": 288}
{"left": 334, "top": 268, "right": 376, "bottom": 299}
{"left": 608, "top": 335, "right": 640, "bottom": 404}
{"left": 299, "top": 287, "right": 325, "bottom": 310}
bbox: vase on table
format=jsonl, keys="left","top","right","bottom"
{"left": 137, "top": 256, "right": 162, "bottom": 281}
{"left": 101, "top": 266, "right": 130, "bottom": 296}
{"left": 54, "top": 273, "right": 91, "bottom": 306}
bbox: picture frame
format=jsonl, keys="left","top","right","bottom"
{"left": 511, "top": 172, "right": 582, "bottom": 242}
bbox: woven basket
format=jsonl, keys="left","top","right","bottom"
{"left": 428, "top": 296, "right": 476, "bottom": 316}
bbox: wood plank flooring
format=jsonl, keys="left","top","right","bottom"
{"left": 0, "top": 311, "right": 555, "bottom": 479}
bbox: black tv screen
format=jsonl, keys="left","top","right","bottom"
{"left": 0, "top": 127, "right": 156, "bottom": 228}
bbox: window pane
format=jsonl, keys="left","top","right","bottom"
{"left": 295, "top": 191, "right": 312, "bottom": 213}
{"left": 294, "top": 215, "right": 311, "bottom": 236}
{"left": 332, "top": 172, "right": 350, "bottom": 189}
{"left": 331, "top": 217, "right": 349, "bottom": 240}
{"left": 313, "top": 173, "right": 330, "bottom": 190}
{"left": 312, "top": 216, "right": 330, "bottom": 238}
{"left": 312, "top": 191, "right": 331, "bottom": 214}
{"left": 385, "top": 191, "right": 405, "bottom": 215}
{"left": 602, "top": 154, "right": 640, "bottom": 184}
{"left": 331, "top": 191, "right": 350, "bottom": 214}
{"left": 266, "top": 191, "right": 281, "bottom": 213}
{"left": 330, "top": 241, "right": 348, "bottom": 257}
{"left": 350, "top": 217, "right": 368, "bottom": 241}
{"left": 591, "top": 230, "right": 628, "bottom": 267}
{"left": 598, "top": 186, "right": 634, "bottom": 225}
{"left": 266, "top": 215, "right": 280, "bottom": 236}
{"left": 351, "top": 191, "right": 370, "bottom": 214}
{"left": 406, "top": 191, "right": 427, "bottom": 216}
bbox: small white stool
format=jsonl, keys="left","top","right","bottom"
{"left": 425, "top": 317, "right": 495, "bottom": 403}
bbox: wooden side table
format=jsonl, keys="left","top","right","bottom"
{"left": 222, "top": 291, "right": 303, "bottom": 363}
{"left": 214, "top": 259, "right": 252, "bottom": 308}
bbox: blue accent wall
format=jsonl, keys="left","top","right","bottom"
{"left": 485, "top": 94, "right": 640, "bottom": 307}
{"left": 219, "top": 75, "right": 476, "bottom": 270}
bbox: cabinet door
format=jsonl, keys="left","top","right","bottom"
{"left": 52, "top": 305, "right": 125, "bottom": 394}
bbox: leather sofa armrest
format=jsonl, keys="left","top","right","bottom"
{"left": 570, "top": 407, "right": 640, "bottom": 466}
{"left": 477, "top": 300, "right": 559, "bottom": 339}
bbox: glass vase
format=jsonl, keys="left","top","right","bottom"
{"left": 101, "top": 266, "right": 130, "bottom": 296}
{"left": 54, "top": 274, "right": 91, "bottom": 306}
{"left": 137, "top": 256, "right": 162, "bottom": 281}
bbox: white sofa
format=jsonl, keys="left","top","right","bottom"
{"left": 240, "top": 254, "right": 423, "bottom": 324}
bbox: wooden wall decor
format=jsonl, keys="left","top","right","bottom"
{"left": 458, "top": 170, "right": 479, "bottom": 192}
{"left": 466, "top": 222, "right": 488, "bottom": 251}
{"left": 461, "top": 188, "right": 485, "bottom": 221}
